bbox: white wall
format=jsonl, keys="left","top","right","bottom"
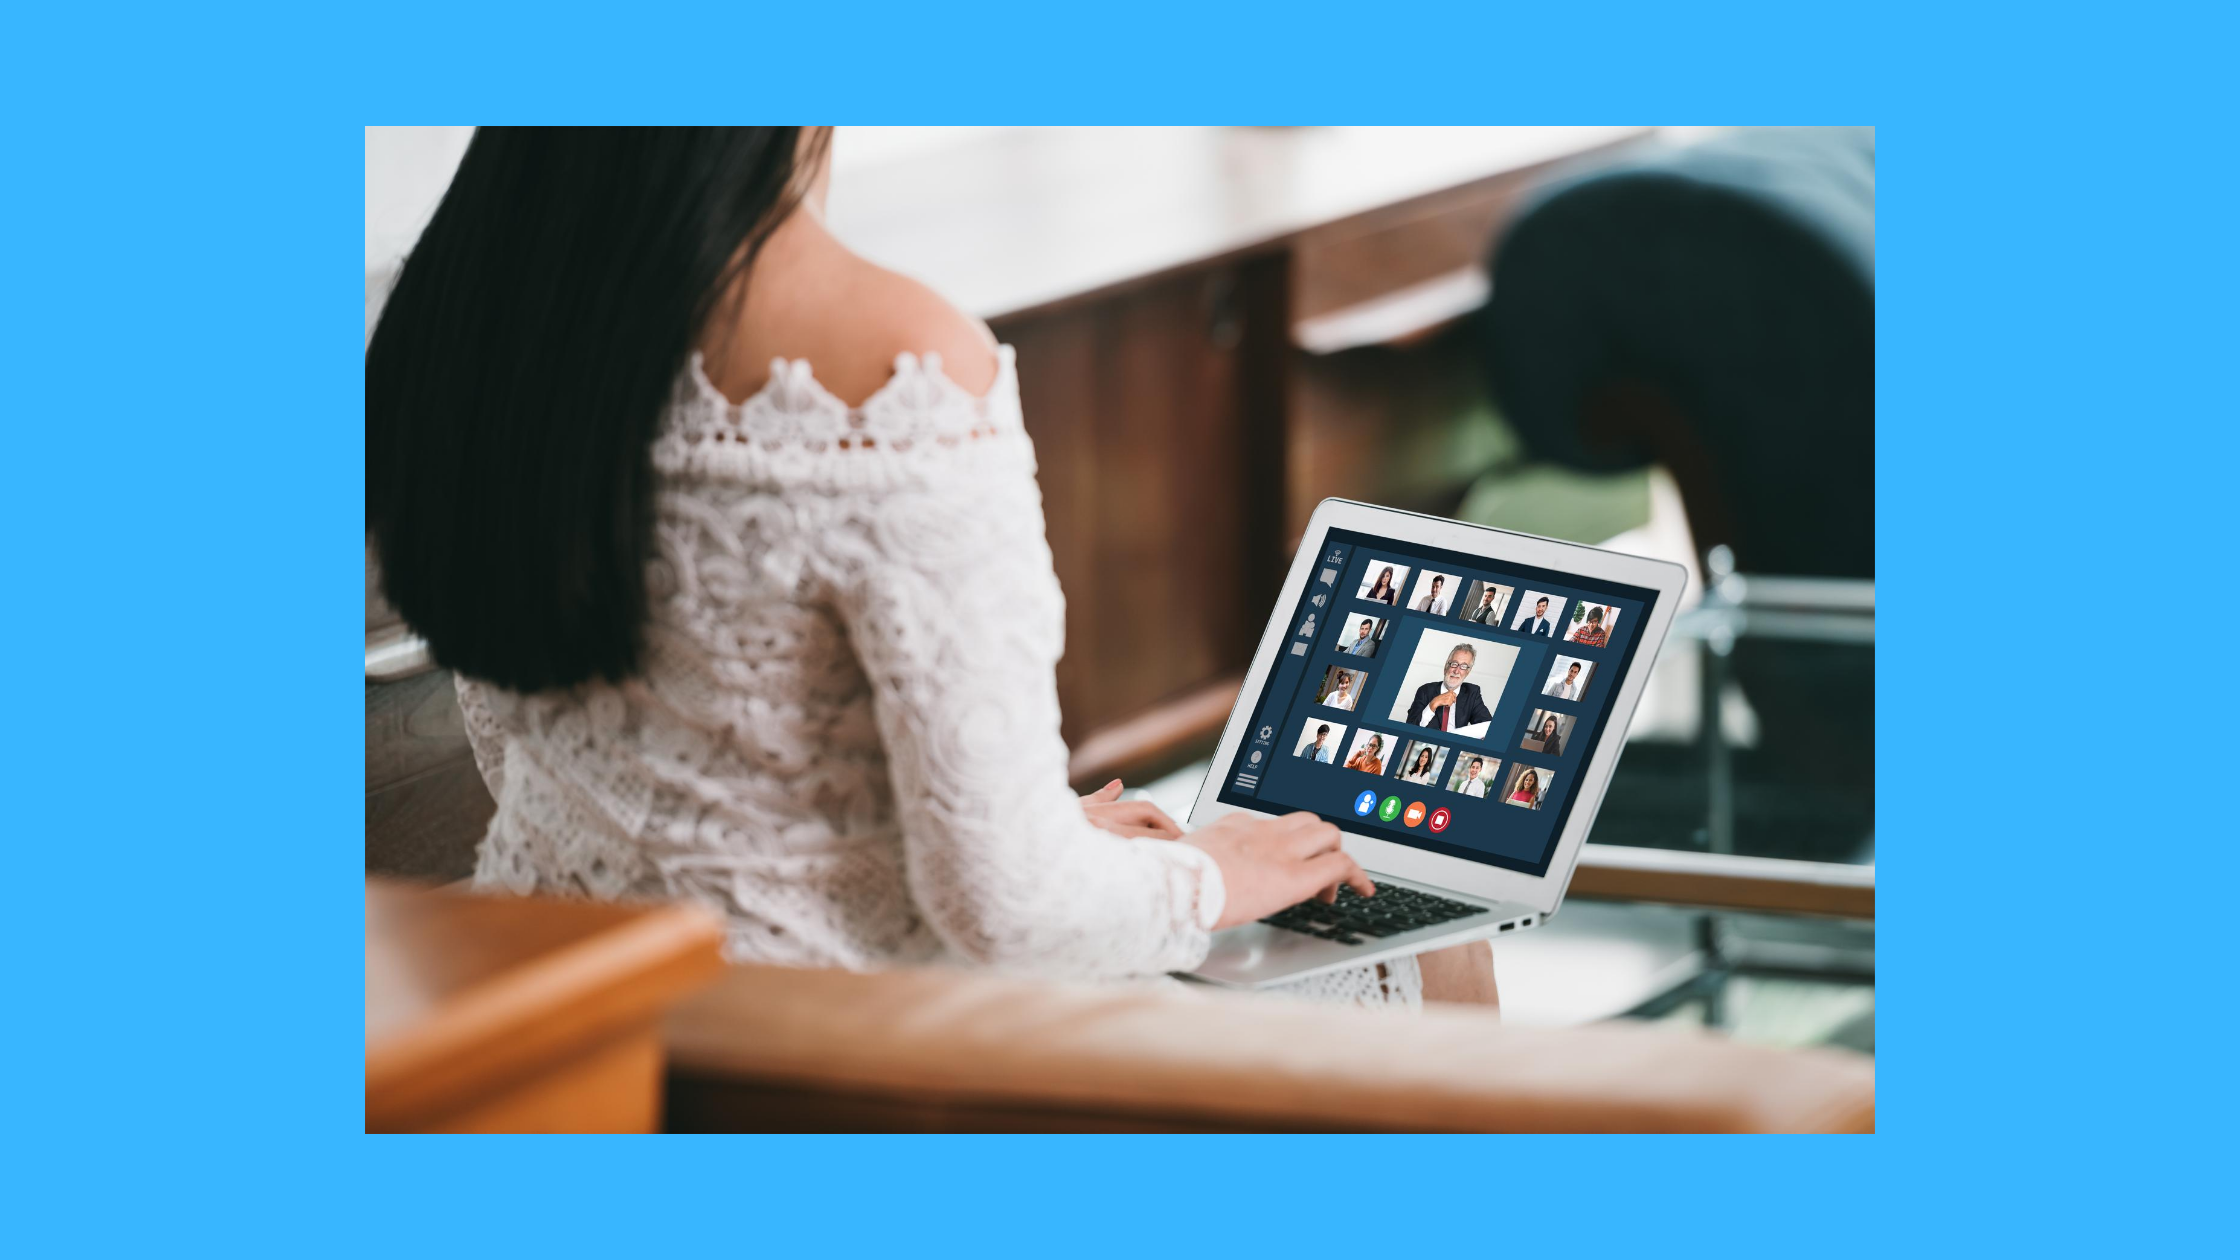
{"left": 363, "top": 126, "right": 1015, "bottom": 281}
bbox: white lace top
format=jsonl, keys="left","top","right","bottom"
{"left": 458, "top": 347, "right": 1420, "bottom": 1008}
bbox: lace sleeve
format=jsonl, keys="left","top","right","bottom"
{"left": 454, "top": 673, "right": 506, "bottom": 799}
{"left": 826, "top": 451, "right": 1226, "bottom": 979}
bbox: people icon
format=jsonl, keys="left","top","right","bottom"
{"left": 1413, "top": 574, "right": 1451, "bottom": 615}
{"left": 1543, "top": 658, "right": 1590, "bottom": 700}
{"left": 1567, "top": 604, "right": 1612, "bottom": 647}
{"left": 1405, "top": 643, "right": 1496, "bottom": 732}
{"left": 1466, "top": 585, "right": 1504, "bottom": 625}
{"left": 1360, "top": 565, "right": 1404, "bottom": 606}
{"left": 1515, "top": 594, "right": 1560, "bottom": 638}
{"left": 1320, "top": 666, "right": 1362, "bottom": 711}
{"left": 1448, "top": 754, "right": 1495, "bottom": 797}
{"left": 1342, "top": 617, "right": 1379, "bottom": 655}
{"left": 1344, "top": 732, "right": 1386, "bottom": 775}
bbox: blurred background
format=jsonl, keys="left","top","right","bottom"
{"left": 367, "top": 126, "right": 1874, "bottom": 1055}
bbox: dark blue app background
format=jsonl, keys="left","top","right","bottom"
{"left": 1219, "top": 527, "right": 1661, "bottom": 877}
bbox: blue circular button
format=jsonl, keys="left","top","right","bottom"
{"left": 1353, "top": 790, "right": 1378, "bottom": 816}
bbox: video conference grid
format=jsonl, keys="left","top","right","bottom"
{"left": 1303, "top": 558, "right": 1618, "bottom": 815}
{"left": 1220, "top": 528, "right": 1659, "bottom": 877}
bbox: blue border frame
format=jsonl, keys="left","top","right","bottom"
{"left": 10, "top": 0, "right": 2235, "bottom": 1253}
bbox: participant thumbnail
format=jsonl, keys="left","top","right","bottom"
{"left": 1341, "top": 729, "right": 1389, "bottom": 776}
{"left": 1393, "top": 739, "right": 1452, "bottom": 787}
{"left": 1445, "top": 752, "right": 1500, "bottom": 797}
{"left": 1389, "top": 629, "right": 1519, "bottom": 740}
{"left": 1407, "top": 569, "right": 1461, "bottom": 616}
{"left": 1356, "top": 561, "right": 1410, "bottom": 607}
{"left": 1521, "top": 709, "right": 1576, "bottom": 757}
{"left": 1502, "top": 763, "right": 1554, "bottom": 810}
{"left": 1459, "top": 580, "right": 1514, "bottom": 628}
{"left": 1542, "top": 656, "right": 1595, "bottom": 701}
{"left": 1316, "top": 665, "right": 1365, "bottom": 711}
{"left": 1512, "top": 591, "right": 1568, "bottom": 638}
{"left": 1293, "top": 719, "right": 1346, "bottom": 764}
{"left": 1565, "top": 601, "right": 1620, "bottom": 647}
{"left": 1334, "top": 615, "right": 1390, "bottom": 658}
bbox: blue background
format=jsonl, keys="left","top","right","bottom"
{"left": 4, "top": 1, "right": 2231, "bottom": 1256}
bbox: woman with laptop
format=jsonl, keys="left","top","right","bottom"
{"left": 369, "top": 128, "right": 1493, "bottom": 1010}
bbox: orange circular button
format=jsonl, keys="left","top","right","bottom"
{"left": 1402, "top": 801, "right": 1428, "bottom": 827}
{"left": 1427, "top": 807, "right": 1452, "bottom": 833}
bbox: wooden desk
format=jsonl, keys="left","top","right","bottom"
{"left": 365, "top": 880, "right": 726, "bottom": 1132}
{"left": 1571, "top": 845, "right": 1876, "bottom": 920}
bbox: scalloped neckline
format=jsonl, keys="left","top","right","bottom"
{"left": 685, "top": 345, "right": 1017, "bottom": 415}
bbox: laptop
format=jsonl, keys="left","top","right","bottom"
{"left": 1182, "top": 498, "right": 1686, "bottom": 988}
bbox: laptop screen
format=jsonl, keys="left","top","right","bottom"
{"left": 1216, "top": 527, "right": 1663, "bottom": 877}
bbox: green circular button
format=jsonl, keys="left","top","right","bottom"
{"left": 1378, "top": 795, "right": 1403, "bottom": 822}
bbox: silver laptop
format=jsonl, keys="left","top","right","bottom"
{"left": 1182, "top": 498, "right": 1686, "bottom": 988}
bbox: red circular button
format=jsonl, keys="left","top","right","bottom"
{"left": 1427, "top": 807, "right": 1452, "bottom": 833}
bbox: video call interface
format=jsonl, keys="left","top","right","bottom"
{"left": 1218, "top": 528, "right": 1661, "bottom": 877}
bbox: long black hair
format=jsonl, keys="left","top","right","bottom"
{"left": 368, "top": 127, "right": 827, "bottom": 692}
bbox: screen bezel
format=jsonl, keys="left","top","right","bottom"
{"left": 1188, "top": 498, "right": 1688, "bottom": 915}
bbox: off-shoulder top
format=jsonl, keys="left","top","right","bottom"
{"left": 457, "top": 347, "right": 1420, "bottom": 1006}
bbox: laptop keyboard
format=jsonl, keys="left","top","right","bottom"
{"left": 1259, "top": 884, "right": 1490, "bottom": 945}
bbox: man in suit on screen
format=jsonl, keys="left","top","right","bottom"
{"left": 1517, "top": 595, "right": 1559, "bottom": 638}
{"left": 1405, "top": 643, "right": 1497, "bottom": 733}
{"left": 1466, "top": 586, "right": 1503, "bottom": 625}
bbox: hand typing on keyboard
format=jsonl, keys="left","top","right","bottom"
{"left": 1260, "top": 885, "right": 1488, "bottom": 946}
{"left": 1185, "top": 811, "right": 1377, "bottom": 930}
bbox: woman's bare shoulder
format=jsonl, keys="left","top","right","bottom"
{"left": 710, "top": 218, "right": 1000, "bottom": 406}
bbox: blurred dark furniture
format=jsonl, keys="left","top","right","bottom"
{"left": 1482, "top": 128, "right": 1877, "bottom": 903}
{"left": 1480, "top": 127, "right": 1875, "bottom": 582}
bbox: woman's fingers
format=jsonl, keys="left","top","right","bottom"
{"left": 1082, "top": 779, "right": 1124, "bottom": 805}
{"left": 1303, "top": 850, "right": 1375, "bottom": 901}
{"left": 1083, "top": 800, "right": 1185, "bottom": 839}
{"left": 1112, "top": 800, "right": 1184, "bottom": 838}
{"left": 1282, "top": 817, "right": 1345, "bottom": 859}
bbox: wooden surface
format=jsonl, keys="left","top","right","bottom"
{"left": 365, "top": 880, "right": 726, "bottom": 1132}
{"left": 1000, "top": 261, "right": 1286, "bottom": 752}
{"left": 1572, "top": 845, "right": 1876, "bottom": 920}
{"left": 665, "top": 957, "right": 1874, "bottom": 1133}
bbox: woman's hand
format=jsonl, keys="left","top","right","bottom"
{"left": 1183, "top": 810, "right": 1376, "bottom": 930}
{"left": 1079, "top": 779, "right": 1184, "bottom": 840}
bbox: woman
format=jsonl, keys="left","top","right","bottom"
{"left": 1323, "top": 670, "right": 1359, "bottom": 711}
{"left": 1363, "top": 566, "right": 1400, "bottom": 605}
{"left": 1508, "top": 768, "right": 1542, "bottom": 808}
{"left": 1400, "top": 745, "right": 1438, "bottom": 785}
{"left": 1345, "top": 734, "right": 1386, "bottom": 776}
{"left": 369, "top": 129, "right": 1490, "bottom": 1008}
{"left": 1569, "top": 605, "right": 1610, "bottom": 648}
{"left": 1533, "top": 716, "right": 1564, "bottom": 758}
